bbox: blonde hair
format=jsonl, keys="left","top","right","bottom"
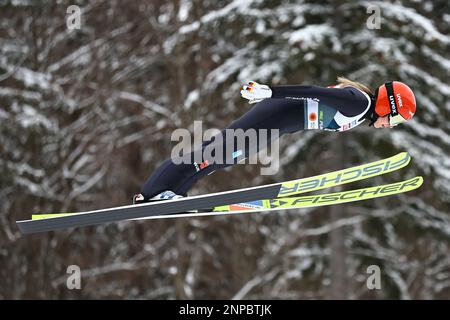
{"left": 336, "top": 76, "right": 373, "bottom": 95}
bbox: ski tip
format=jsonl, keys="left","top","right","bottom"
{"left": 403, "top": 175, "right": 424, "bottom": 192}
{"left": 415, "top": 175, "right": 424, "bottom": 186}
{"left": 390, "top": 152, "right": 411, "bottom": 168}
{"left": 396, "top": 151, "right": 410, "bottom": 162}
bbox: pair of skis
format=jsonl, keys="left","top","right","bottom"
{"left": 17, "top": 152, "right": 422, "bottom": 234}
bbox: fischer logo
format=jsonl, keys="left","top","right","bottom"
{"left": 278, "top": 152, "right": 410, "bottom": 196}
{"left": 193, "top": 160, "right": 209, "bottom": 172}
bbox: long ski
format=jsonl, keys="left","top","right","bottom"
{"left": 17, "top": 152, "right": 410, "bottom": 234}
{"left": 32, "top": 176, "right": 423, "bottom": 221}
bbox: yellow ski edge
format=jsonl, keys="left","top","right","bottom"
{"left": 32, "top": 213, "right": 78, "bottom": 220}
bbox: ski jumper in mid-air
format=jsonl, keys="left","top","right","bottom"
{"left": 133, "top": 77, "right": 417, "bottom": 204}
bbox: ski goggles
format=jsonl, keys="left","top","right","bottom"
{"left": 389, "top": 113, "right": 407, "bottom": 126}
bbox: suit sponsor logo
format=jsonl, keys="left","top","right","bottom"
{"left": 229, "top": 201, "right": 264, "bottom": 211}
{"left": 339, "top": 120, "right": 359, "bottom": 132}
{"left": 193, "top": 160, "right": 209, "bottom": 172}
{"left": 232, "top": 150, "right": 243, "bottom": 159}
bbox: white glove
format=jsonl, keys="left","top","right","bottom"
{"left": 240, "top": 81, "right": 272, "bottom": 104}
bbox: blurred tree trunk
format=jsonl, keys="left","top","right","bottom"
{"left": 175, "top": 221, "right": 188, "bottom": 299}
{"left": 328, "top": 203, "right": 347, "bottom": 299}
{"left": 327, "top": 135, "right": 348, "bottom": 299}
{"left": 326, "top": 0, "right": 348, "bottom": 300}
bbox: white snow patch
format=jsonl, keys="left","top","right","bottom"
{"left": 14, "top": 67, "right": 51, "bottom": 90}
{"left": 184, "top": 89, "right": 199, "bottom": 110}
{"left": 178, "top": 0, "right": 192, "bottom": 22}
{"left": 0, "top": 108, "right": 9, "bottom": 119}
{"left": 288, "top": 24, "right": 335, "bottom": 50}
{"left": 369, "top": 1, "right": 450, "bottom": 44}
{"left": 16, "top": 104, "right": 53, "bottom": 129}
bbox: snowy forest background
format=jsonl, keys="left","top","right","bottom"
{"left": 1, "top": 0, "right": 449, "bottom": 299}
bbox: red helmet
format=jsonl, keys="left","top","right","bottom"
{"left": 375, "top": 81, "right": 416, "bottom": 126}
